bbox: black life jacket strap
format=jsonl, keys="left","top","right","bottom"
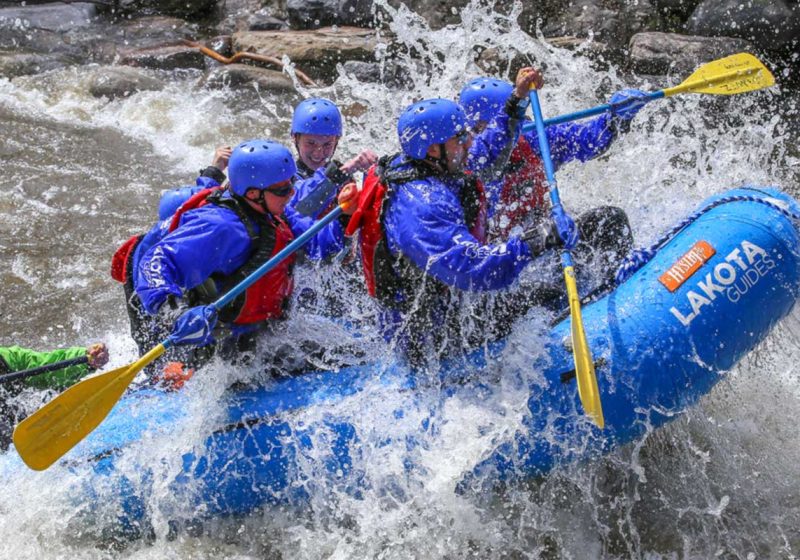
{"left": 185, "top": 193, "right": 281, "bottom": 323}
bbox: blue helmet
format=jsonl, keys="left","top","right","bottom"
{"left": 158, "top": 186, "right": 202, "bottom": 220}
{"left": 397, "top": 98, "right": 468, "bottom": 160}
{"left": 228, "top": 140, "right": 297, "bottom": 197}
{"left": 291, "top": 98, "right": 343, "bottom": 136}
{"left": 458, "top": 77, "right": 513, "bottom": 126}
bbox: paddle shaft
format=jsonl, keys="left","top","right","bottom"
{"left": 529, "top": 89, "right": 604, "bottom": 428}
{"left": 0, "top": 356, "right": 88, "bottom": 385}
{"left": 524, "top": 91, "right": 664, "bottom": 131}
{"left": 523, "top": 60, "right": 768, "bottom": 131}
{"left": 528, "top": 91, "right": 572, "bottom": 265}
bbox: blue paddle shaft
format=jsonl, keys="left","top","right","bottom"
{"left": 215, "top": 206, "right": 344, "bottom": 309}
{"left": 162, "top": 205, "right": 344, "bottom": 350}
{"left": 529, "top": 89, "right": 575, "bottom": 269}
{"left": 523, "top": 90, "right": 663, "bottom": 132}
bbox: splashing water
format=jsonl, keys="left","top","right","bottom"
{"left": 0, "top": 1, "right": 798, "bottom": 558}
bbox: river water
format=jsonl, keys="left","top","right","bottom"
{"left": 1, "top": 3, "right": 799, "bottom": 558}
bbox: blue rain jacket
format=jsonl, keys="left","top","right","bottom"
{"left": 135, "top": 191, "right": 345, "bottom": 315}
{"left": 383, "top": 110, "right": 533, "bottom": 294}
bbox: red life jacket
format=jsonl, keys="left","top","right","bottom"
{"left": 113, "top": 187, "right": 294, "bottom": 325}
{"left": 493, "top": 135, "right": 548, "bottom": 238}
{"left": 345, "top": 157, "right": 487, "bottom": 300}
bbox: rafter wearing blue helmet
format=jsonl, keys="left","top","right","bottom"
{"left": 125, "top": 139, "right": 349, "bottom": 372}
{"left": 289, "top": 97, "right": 378, "bottom": 219}
{"left": 345, "top": 67, "right": 582, "bottom": 367}
{"left": 459, "top": 76, "right": 645, "bottom": 246}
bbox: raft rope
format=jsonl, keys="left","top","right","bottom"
{"left": 614, "top": 193, "right": 800, "bottom": 285}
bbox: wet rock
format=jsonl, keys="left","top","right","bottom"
{"left": 686, "top": 0, "right": 800, "bottom": 51}
{"left": 216, "top": 0, "right": 288, "bottom": 34}
{"left": 0, "top": 2, "right": 96, "bottom": 33}
{"left": 542, "top": 0, "right": 665, "bottom": 52}
{"left": 249, "top": 16, "right": 290, "bottom": 31}
{"left": 389, "top": 0, "right": 470, "bottom": 30}
{"left": 233, "top": 27, "right": 383, "bottom": 80}
{"left": 652, "top": 0, "right": 703, "bottom": 21}
{"left": 119, "top": 44, "right": 207, "bottom": 70}
{"left": 83, "top": 65, "right": 165, "bottom": 99}
{"left": 341, "top": 59, "right": 381, "bottom": 81}
{"left": 110, "top": 16, "right": 199, "bottom": 48}
{"left": 204, "top": 63, "right": 298, "bottom": 93}
{"left": 284, "top": 0, "right": 480, "bottom": 31}
{"left": 476, "top": 37, "right": 610, "bottom": 76}
{"left": 0, "top": 2, "right": 102, "bottom": 65}
{"left": 629, "top": 31, "right": 755, "bottom": 75}
{"left": 0, "top": 50, "right": 78, "bottom": 78}
{"left": 287, "top": 0, "right": 376, "bottom": 29}
{"left": 341, "top": 59, "right": 407, "bottom": 85}
{"left": 112, "top": 0, "right": 218, "bottom": 20}
{"left": 475, "top": 45, "right": 536, "bottom": 77}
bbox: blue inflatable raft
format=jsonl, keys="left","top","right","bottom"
{"left": 11, "top": 186, "right": 800, "bottom": 530}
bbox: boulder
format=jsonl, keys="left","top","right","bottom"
{"left": 543, "top": 0, "right": 665, "bottom": 51}
{"left": 0, "top": 50, "right": 78, "bottom": 78}
{"left": 204, "top": 63, "right": 298, "bottom": 94}
{"left": 112, "top": 0, "right": 218, "bottom": 20}
{"left": 629, "top": 31, "right": 755, "bottom": 75}
{"left": 109, "top": 16, "right": 199, "bottom": 48}
{"left": 232, "top": 27, "right": 382, "bottom": 80}
{"left": 686, "top": 0, "right": 800, "bottom": 51}
{"left": 287, "top": 0, "right": 377, "bottom": 29}
{"left": 119, "top": 44, "right": 207, "bottom": 71}
{"left": 0, "top": 2, "right": 96, "bottom": 33}
{"left": 82, "top": 65, "right": 165, "bottom": 99}
{"left": 217, "top": 0, "right": 289, "bottom": 34}
{"left": 285, "top": 0, "right": 472, "bottom": 31}
{"left": 652, "top": 0, "right": 703, "bottom": 20}
{"left": 340, "top": 59, "right": 407, "bottom": 85}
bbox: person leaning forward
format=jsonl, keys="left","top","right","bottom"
{"left": 132, "top": 139, "right": 358, "bottom": 374}
{"left": 345, "top": 67, "right": 579, "bottom": 368}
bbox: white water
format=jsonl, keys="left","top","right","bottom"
{"left": 1, "top": 1, "right": 799, "bottom": 558}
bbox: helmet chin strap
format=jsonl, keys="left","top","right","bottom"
{"left": 424, "top": 143, "right": 450, "bottom": 175}
{"left": 240, "top": 189, "right": 270, "bottom": 215}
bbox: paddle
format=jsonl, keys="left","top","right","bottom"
{"left": 0, "top": 356, "right": 88, "bottom": 385}
{"left": 526, "top": 52, "right": 775, "bottom": 131}
{"left": 13, "top": 204, "right": 349, "bottom": 471}
{"left": 529, "top": 88, "right": 605, "bottom": 429}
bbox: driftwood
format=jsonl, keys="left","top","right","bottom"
{"left": 183, "top": 39, "right": 317, "bottom": 87}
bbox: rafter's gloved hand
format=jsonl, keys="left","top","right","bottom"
{"left": 522, "top": 205, "right": 579, "bottom": 256}
{"left": 168, "top": 305, "right": 218, "bottom": 347}
{"left": 609, "top": 89, "right": 648, "bottom": 133}
{"left": 550, "top": 204, "right": 579, "bottom": 250}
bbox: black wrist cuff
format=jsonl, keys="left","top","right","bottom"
{"left": 199, "top": 166, "right": 226, "bottom": 185}
{"left": 611, "top": 116, "right": 632, "bottom": 136}
{"left": 324, "top": 161, "right": 351, "bottom": 186}
{"left": 523, "top": 223, "right": 558, "bottom": 257}
{"left": 505, "top": 95, "right": 529, "bottom": 119}
{"left": 338, "top": 211, "right": 352, "bottom": 230}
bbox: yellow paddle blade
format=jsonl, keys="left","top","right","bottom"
{"left": 563, "top": 266, "right": 604, "bottom": 429}
{"left": 664, "top": 53, "right": 775, "bottom": 97}
{"left": 13, "top": 344, "right": 166, "bottom": 471}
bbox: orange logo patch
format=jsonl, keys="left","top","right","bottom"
{"left": 659, "top": 241, "right": 716, "bottom": 292}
